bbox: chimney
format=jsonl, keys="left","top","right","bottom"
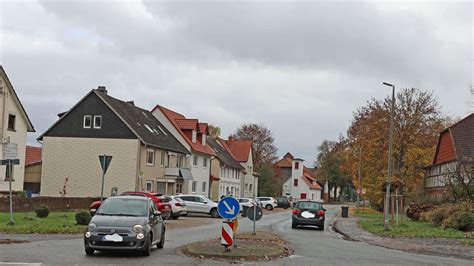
{"left": 126, "top": 100, "right": 135, "bottom": 105}
{"left": 97, "top": 86, "right": 107, "bottom": 94}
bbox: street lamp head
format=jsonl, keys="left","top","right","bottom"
{"left": 382, "top": 82, "right": 394, "bottom": 87}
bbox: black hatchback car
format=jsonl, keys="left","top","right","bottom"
{"left": 84, "top": 196, "right": 165, "bottom": 256}
{"left": 292, "top": 200, "right": 326, "bottom": 230}
{"left": 276, "top": 197, "right": 291, "bottom": 209}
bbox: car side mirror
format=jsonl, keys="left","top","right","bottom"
{"left": 153, "top": 210, "right": 161, "bottom": 217}
{"left": 323, "top": 208, "right": 327, "bottom": 212}
{"left": 90, "top": 208, "right": 97, "bottom": 216}
{"left": 202, "top": 201, "right": 208, "bottom": 204}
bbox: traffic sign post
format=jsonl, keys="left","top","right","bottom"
{"left": 247, "top": 206, "right": 263, "bottom": 221}
{"left": 217, "top": 197, "right": 240, "bottom": 220}
{"left": 218, "top": 197, "right": 240, "bottom": 251}
{"left": 2, "top": 141, "right": 20, "bottom": 226}
{"left": 98, "top": 154, "right": 112, "bottom": 201}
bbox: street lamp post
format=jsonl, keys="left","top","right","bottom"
{"left": 357, "top": 147, "right": 362, "bottom": 209}
{"left": 383, "top": 82, "right": 396, "bottom": 231}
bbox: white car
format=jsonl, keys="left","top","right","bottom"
{"left": 168, "top": 196, "right": 188, "bottom": 219}
{"left": 257, "top": 197, "right": 278, "bottom": 210}
{"left": 237, "top": 198, "right": 259, "bottom": 217}
{"left": 174, "top": 195, "right": 220, "bottom": 218}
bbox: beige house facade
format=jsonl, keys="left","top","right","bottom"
{"left": 0, "top": 66, "right": 35, "bottom": 193}
{"left": 39, "top": 88, "right": 189, "bottom": 197}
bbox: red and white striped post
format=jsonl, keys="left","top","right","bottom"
{"left": 221, "top": 220, "right": 234, "bottom": 251}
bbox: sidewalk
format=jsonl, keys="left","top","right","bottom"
{"left": 334, "top": 216, "right": 474, "bottom": 261}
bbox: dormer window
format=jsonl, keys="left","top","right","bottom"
{"left": 192, "top": 130, "right": 197, "bottom": 143}
{"left": 93, "top": 115, "right": 102, "bottom": 129}
{"left": 202, "top": 134, "right": 206, "bottom": 145}
{"left": 83, "top": 115, "right": 92, "bottom": 128}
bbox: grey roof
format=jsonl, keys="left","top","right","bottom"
{"left": 207, "top": 137, "right": 244, "bottom": 170}
{"left": 95, "top": 90, "right": 189, "bottom": 154}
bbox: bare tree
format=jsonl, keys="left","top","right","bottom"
{"left": 232, "top": 123, "right": 278, "bottom": 166}
{"left": 444, "top": 160, "right": 474, "bottom": 202}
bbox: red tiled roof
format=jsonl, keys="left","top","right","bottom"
{"left": 302, "top": 173, "right": 322, "bottom": 190}
{"left": 199, "top": 123, "right": 208, "bottom": 134}
{"left": 176, "top": 119, "right": 198, "bottom": 130}
{"left": 224, "top": 138, "right": 252, "bottom": 162}
{"left": 26, "top": 146, "right": 42, "bottom": 166}
{"left": 153, "top": 105, "right": 215, "bottom": 156}
{"left": 275, "top": 157, "right": 292, "bottom": 168}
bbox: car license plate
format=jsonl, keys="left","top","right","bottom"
{"left": 102, "top": 233, "right": 123, "bottom": 242}
{"left": 301, "top": 211, "right": 315, "bottom": 219}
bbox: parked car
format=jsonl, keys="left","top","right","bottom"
{"left": 154, "top": 194, "right": 188, "bottom": 219}
{"left": 257, "top": 197, "right": 278, "bottom": 210}
{"left": 237, "top": 198, "right": 258, "bottom": 217}
{"left": 174, "top": 195, "right": 219, "bottom": 218}
{"left": 121, "top": 192, "right": 172, "bottom": 220}
{"left": 89, "top": 192, "right": 172, "bottom": 220}
{"left": 291, "top": 200, "right": 326, "bottom": 230}
{"left": 276, "top": 197, "right": 291, "bottom": 209}
{"left": 84, "top": 196, "right": 165, "bottom": 256}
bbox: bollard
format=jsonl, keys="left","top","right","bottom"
{"left": 221, "top": 220, "right": 234, "bottom": 251}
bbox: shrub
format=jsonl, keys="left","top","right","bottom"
{"left": 406, "top": 203, "right": 436, "bottom": 221}
{"left": 75, "top": 210, "right": 91, "bottom": 225}
{"left": 443, "top": 211, "right": 474, "bottom": 231}
{"left": 35, "top": 205, "right": 50, "bottom": 218}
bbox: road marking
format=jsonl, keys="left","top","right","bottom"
{"left": 0, "top": 263, "right": 42, "bottom": 266}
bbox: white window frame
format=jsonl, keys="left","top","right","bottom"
{"left": 93, "top": 115, "right": 102, "bottom": 129}
{"left": 193, "top": 155, "right": 198, "bottom": 167}
{"left": 145, "top": 180, "right": 154, "bottom": 192}
{"left": 83, "top": 115, "right": 92, "bottom": 128}
{"left": 202, "top": 182, "right": 207, "bottom": 193}
{"left": 146, "top": 149, "right": 155, "bottom": 166}
{"left": 192, "top": 181, "right": 197, "bottom": 193}
{"left": 160, "top": 151, "right": 165, "bottom": 167}
{"left": 203, "top": 157, "right": 208, "bottom": 168}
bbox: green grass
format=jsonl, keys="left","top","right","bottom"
{"left": 355, "top": 211, "right": 471, "bottom": 239}
{"left": 0, "top": 211, "right": 87, "bottom": 234}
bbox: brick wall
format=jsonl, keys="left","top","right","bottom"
{"left": 0, "top": 196, "right": 100, "bottom": 211}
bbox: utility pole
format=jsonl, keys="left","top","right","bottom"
{"left": 252, "top": 175, "right": 257, "bottom": 235}
{"left": 383, "top": 82, "right": 396, "bottom": 231}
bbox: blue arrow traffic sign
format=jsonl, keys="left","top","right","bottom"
{"left": 217, "top": 197, "right": 241, "bottom": 220}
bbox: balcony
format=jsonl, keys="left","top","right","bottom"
{"left": 165, "top": 167, "right": 180, "bottom": 176}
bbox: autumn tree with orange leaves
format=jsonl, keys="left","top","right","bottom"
{"left": 318, "top": 88, "right": 447, "bottom": 209}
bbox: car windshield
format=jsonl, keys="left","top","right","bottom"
{"left": 97, "top": 198, "right": 148, "bottom": 217}
{"left": 297, "top": 202, "right": 321, "bottom": 210}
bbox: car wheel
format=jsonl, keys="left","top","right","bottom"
{"left": 157, "top": 228, "right": 165, "bottom": 249}
{"left": 171, "top": 212, "right": 179, "bottom": 219}
{"left": 142, "top": 235, "right": 152, "bottom": 256}
{"left": 210, "top": 208, "right": 220, "bottom": 218}
{"left": 85, "top": 248, "right": 94, "bottom": 256}
{"left": 181, "top": 213, "right": 188, "bottom": 217}
{"left": 266, "top": 204, "right": 273, "bottom": 210}
{"left": 291, "top": 222, "right": 297, "bottom": 229}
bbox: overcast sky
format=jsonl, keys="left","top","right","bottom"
{"left": 1, "top": 0, "right": 472, "bottom": 165}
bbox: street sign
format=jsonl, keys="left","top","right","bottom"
{"left": 0, "top": 159, "right": 20, "bottom": 166}
{"left": 99, "top": 155, "right": 113, "bottom": 174}
{"left": 2, "top": 143, "right": 18, "bottom": 160}
{"left": 247, "top": 206, "right": 263, "bottom": 221}
{"left": 221, "top": 220, "right": 235, "bottom": 250}
{"left": 217, "top": 197, "right": 241, "bottom": 220}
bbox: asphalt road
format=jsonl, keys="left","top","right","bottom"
{"left": 0, "top": 205, "right": 471, "bottom": 265}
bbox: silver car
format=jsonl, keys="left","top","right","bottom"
{"left": 174, "top": 195, "right": 219, "bottom": 218}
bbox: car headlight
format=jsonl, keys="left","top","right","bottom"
{"left": 88, "top": 223, "right": 97, "bottom": 232}
{"left": 136, "top": 233, "right": 145, "bottom": 240}
{"left": 132, "top": 224, "right": 143, "bottom": 233}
